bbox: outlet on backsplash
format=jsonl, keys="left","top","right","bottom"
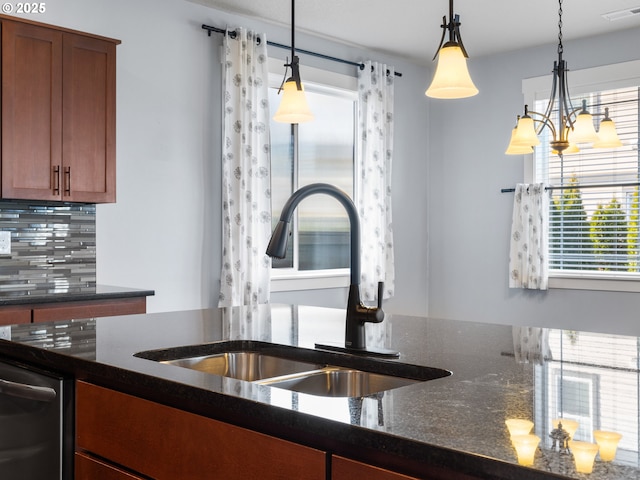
{"left": 0, "top": 327, "right": 10, "bottom": 341}
{"left": 0, "top": 231, "right": 11, "bottom": 255}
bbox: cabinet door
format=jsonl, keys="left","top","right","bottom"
{"left": 32, "top": 297, "right": 146, "bottom": 323}
{"left": 332, "top": 456, "right": 421, "bottom": 480}
{"left": 76, "top": 452, "right": 145, "bottom": 480}
{"left": 0, "top": 307, "right": 31, "bottom": 326}
{"left": 62, "top": 33, "right": 116, "bottom": 203}
{"left": 1, "top": 20, "right": 63, "bottom": 201}
{"left": 76, "top": 381, "right": 326, "bottom": 480}
{"left": 333, "top": 455, "right": 483, "bottom": 480}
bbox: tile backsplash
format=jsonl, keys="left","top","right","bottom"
{"left": 0, "top": 201, "right": 96, "bottom": 293}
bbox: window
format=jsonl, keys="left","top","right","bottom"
{"left": 268, "top": 61, "right": 358, "bottom": 290}
{"left": 526, "top": 60, "right": 640, "bottom": 289}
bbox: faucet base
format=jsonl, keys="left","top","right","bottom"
{"left": 315, "top": 342, "right": 400, "bottom": 358}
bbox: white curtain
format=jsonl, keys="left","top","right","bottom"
{"left": 509, "top": 183, "right": 549, "bottom": 290}
{"left": 512, "top": 326, "right": 551, "bottom": 365}
{"left": 218, "top": 28, "right": 272, "bottom": 307}
{"left": 356, "top": 61, "right": 395, "bottom": 302}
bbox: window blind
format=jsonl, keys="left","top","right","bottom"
{"left": 535, "top": 87, "right": 640, "bottom": 275}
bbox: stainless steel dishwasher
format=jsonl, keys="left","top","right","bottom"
{"left": 0, "top": 360, "right": 73, "bottom": 479}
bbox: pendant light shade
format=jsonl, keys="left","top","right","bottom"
{"left": 425, "top": 43, "right": 478, "bottom": 99}
{"left": 425, "top": 0, "right": 478, "bottom": 100}
{"left": 274, "top": 0, "right": 314, "bottom": 124}
{"left": 273, "top": 77, "right": 314, "bottom": 123}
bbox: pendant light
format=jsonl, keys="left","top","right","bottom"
{"left": 425, "top": 0, "right": 478, "bottom": 99}
{"left": 506, "top": 0, "right": 622, "bottom": 155}
{"left": 273, "top": 0, "right": 314, "bottom": 123}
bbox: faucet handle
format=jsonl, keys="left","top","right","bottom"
{"left": 377, "top": 281, "right": 384, "bottom": 309}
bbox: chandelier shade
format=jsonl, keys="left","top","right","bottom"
{"left": 511, "top": 114, "right": 541, "bottom": 147}
{"left": 505, "top": 126, "right": 534, "bottom": 155}
{"left": 425, "top": 0, "right": 478, "bottom": 100}
{"left": 570, "top": 101, "right": 599, "bottom": 144}
{"left": 593, "top": 109, "right": 623, "bottom": 148}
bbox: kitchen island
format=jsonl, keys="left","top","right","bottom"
{"left": 0, "top": 304, "right": 636, "bottom": 479}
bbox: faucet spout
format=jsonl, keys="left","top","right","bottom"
{"left": 267, "top": 183, "right": 360, "bottom": 285}
{"left": 267, "top": 183, "right": 398, "bottom": 357}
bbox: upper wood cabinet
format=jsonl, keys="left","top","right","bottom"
{"left": 1, "top": 17, "right": 119, "bottom": 203}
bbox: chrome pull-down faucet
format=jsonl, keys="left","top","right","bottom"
{"left": 266, "top": 183, "right": 398, "bottom": 357}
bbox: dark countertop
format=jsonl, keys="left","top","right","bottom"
{"left": 0, "top": 284, "right": 155, "bottom": 306}
{"left": 0, "top": 304, "right": 636, "bottom": 480}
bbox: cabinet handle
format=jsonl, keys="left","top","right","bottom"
{"left": 53, "top": 166, "right": 60, "bottom": 195}
{"left": 64, "top": 166, "right": 71, "bottom": 196}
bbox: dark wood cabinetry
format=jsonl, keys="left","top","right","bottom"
{"left": 0, "top": 307, "right": 31, "bottom": 325}
{"left": 332, "top": 456, "right": 422, "bottom": 480}
{"left": 75, "top": 381, "right": 327, "bottom": 480}
{"left": 332, "top": 454, "right": 484, "bottom": 480}
{"left": 75, "top": 453, "right": 145, "bottom": 480}
{"left": 0, "top": 297, "right": 147, "bottom": 326}
{"left": 1, "top": 16, "right": 118, "bottom": 203}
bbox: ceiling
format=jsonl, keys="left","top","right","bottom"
{"left": 192, "top": 0, "right": 640, "bottom": 66}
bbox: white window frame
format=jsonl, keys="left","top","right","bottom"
{"left": 523, "top": 59, "right": 640, "bottom": 292}
{"left": 268, "top": 58, "right": 357, "bottom": 292}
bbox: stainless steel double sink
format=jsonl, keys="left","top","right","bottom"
{"left": 135, "top": 340, "right": 451, "bottom": 398}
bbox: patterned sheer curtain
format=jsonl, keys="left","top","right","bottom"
{"left": 356, "top": 61, "right": 395, "bottom": 301}
{"left": 509, "top": 183, "right": 549, "bottom": 290}
{"left": 218, "top": 28, "right": 272, "bottom": 307}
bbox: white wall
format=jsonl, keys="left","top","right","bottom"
{"left": 20, "top": 0, "right": 431, "bottom": 315}
{"left": 428, "top": 27, "right": 640, "bottom": 337}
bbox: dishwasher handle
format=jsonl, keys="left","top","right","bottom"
{"left": 0, "top": 378, "right": 57, "bottom": 402}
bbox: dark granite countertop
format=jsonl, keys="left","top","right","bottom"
{"left": 0, "top": 304, "right": 636, "bottom": 479}
{"left": 0, "top": 284, "right": 154, "bottom": 306}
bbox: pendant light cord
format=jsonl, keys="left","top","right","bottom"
{"left": 291, "top": 0, "right": 295, "bottom": 57}
{"left": 557, "top": 0, "right": 563, "bottom": 55}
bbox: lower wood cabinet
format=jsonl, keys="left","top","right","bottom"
{"left": 75, "top": 453, "right": 145, "bottom": 480}
{"left": 332, "top": 456, "right": 421, "bottom": 480}
{"left": 0, "top": 296, "right": 147, "bottom": 326}
{"left": 31, "top": 297, "right": 146, "bottom": 322}
{"left": 0, "top": 307, "right": 31, "bottom": 325}
{"left": 332, "top": 455, "right": 483, "bottom": 480}
{"left": 75, "top": 381, "right": 327, "bottom": 480}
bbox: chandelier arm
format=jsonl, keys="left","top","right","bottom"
{"left": 561, "top": 81, "right": 582, "bottom": 130}
{"left": 565, "top": 105, "right": 584, "bottom": 126}
{"left": 539, "top": 63, "right": 559, "bottom": 135}
{"left": 527, "top": 109, "right": 558, "bottom": 139}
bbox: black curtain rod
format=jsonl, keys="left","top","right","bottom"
{"left": 501, "top": 181, "right": 640, "bottom": 193}
{"left": 202, "top": 24, "right": 402, "bottom": 77}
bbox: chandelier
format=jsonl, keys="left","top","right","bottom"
{"left": 505, "top": 0, "right": 622, "bottom": 155}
